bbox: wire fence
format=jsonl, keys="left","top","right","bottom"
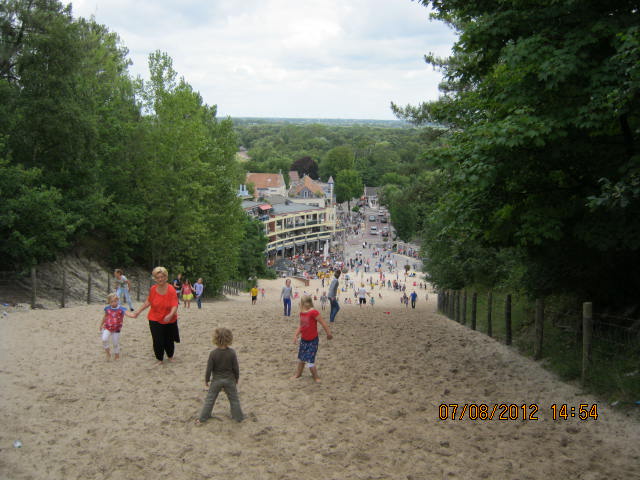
{"left": 0, "top": 267, "right": 246, "bottom": 309}
{"left": 437, "top": 289, "right": 640, "bottom": 397}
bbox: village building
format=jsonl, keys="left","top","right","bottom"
{"left": 244, "top": 172, "right": 287, "bottom": 199}
{"left": 287, "top": 174, "right": 330, "bottom": 207}
{"left": 241, "top": 173, "right": 340, "bottom": 260}
{"left": 363, "top": 185, "right": 380, "bottom": 209}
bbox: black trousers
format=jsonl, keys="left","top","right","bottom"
{"left": 148, "top": 321, "right": 179, "bottom": 361}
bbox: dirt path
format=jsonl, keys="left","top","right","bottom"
{"left": 1, "top": 273, "right": 639, "bottom": 480}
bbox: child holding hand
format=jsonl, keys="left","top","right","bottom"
{"left": 197, "top": 328, "right": 244, "bottom": 424}
{"left": 100, "top": 293, "right": 135, "bottom": 360}
{"left": 291, "top": 295, "right": 333, "bottom": 383}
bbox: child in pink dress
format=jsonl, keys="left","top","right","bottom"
{"left": 100, "top": 293, "right": 135, "bottom": 360}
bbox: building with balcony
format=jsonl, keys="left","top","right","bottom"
{"left": 243, "top": 199, "right": 341, "bottom": 260}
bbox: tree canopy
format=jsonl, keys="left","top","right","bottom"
{"left": 290, "top": 156, "right": 319, "bottom": 179}
{"left": 0, "top": 1, "right": 257, "bottom": 291}
{"left": 334, "top": 169, "right": 363, "bottom": 211}
{"left": 391, "top": 0, "right": 640, "bottom": 304}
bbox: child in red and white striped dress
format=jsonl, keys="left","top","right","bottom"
{"left": 99, "top": 293, "right": 135, "bottom": 360}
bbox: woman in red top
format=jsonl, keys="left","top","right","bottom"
{"left": 133, "top": 266, "right": 179, "bottom": 364}
{"left": 291, "top": 295, "right": 333, "bottom": 382}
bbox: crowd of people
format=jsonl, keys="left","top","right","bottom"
{"left": 99, "top": 207, "right": 427, "bottom": 426}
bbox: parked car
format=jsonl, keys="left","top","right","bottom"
{"left": 370, "top": 226, "right": 378, "bottom": 235}
{"left": 380, "top": 216, "right": 388, "bottom": 223}
{"left": 369, "top": 215, "right": 377, "bottom": 222}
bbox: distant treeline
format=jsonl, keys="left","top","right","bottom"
{"left": 232, "top": 117, "right": 416, "bottom": 128}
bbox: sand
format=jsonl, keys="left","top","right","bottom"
{"left": 2, "top": 254, "right": 640, "bottom": 479}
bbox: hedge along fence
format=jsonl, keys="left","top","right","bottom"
{"left": 437, "top": 290, "right": 640, "bottom": 399}
{"left": 0, "top": 267, "right": 244, "bottom": 309}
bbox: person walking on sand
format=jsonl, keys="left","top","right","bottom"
{"left": 410, "top": 290, "right": 418, "bottom": 309}
{"left": 196, "top": 328, "right": 244, "bottom": 424}
{"left": 320, "top": 291, "right": 328, "bottom": 311}
{"left": 357, "top": 283, "right": 368, "bottom": 308}
{"left": 114, "top": 269, "right": 134, "bottom": 311}
{"left": 327, "top": 270, "right": 341, "bottom": 323}
{"left": 291, "top": 295, "right": 333, "bottom": 383}
{"left": 100, "top": 293, "right": 135, "bottom": 360}
{"left": 194, "top": 278, "right": 204, "bottom": 309}
{"left": 182, "top": 278, "right": 194, "bottom": 309}
{"left": 280, "top": 278, "right": 293, "bottom": 316}
{"left": 132, "top": 266, "right": 180, "bottom": 365}
{"left": 250, "top": 285, "right": 259, "bottom": 305}
{"left": 172, "top": 273, "right": 182, "bottom": 300}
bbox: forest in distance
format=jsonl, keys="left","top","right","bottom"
{"left": 1, "top": 0, "right": 639, "bottom": 320}
{"left": 232, "top": 117, "right": 415, "bottom": 128}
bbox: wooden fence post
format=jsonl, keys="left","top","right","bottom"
{"left": 107, "top": 273, "right": 111, "bottom": 295}
{"left": 61, "top": 270, "right": 66, "bottom": 308}
{"left": 576, "top": 299, "right": 583, "bottom": 345}
{"left": 449, "top": 290, "right": 455, "bottom": 319}
{"left": 582, "top": 302, "right": 593, "bottom": 386}
{"left": 31, "top": 266, "right": 37, "bottom": 309}
{"left": 445, "top": 290, "right": 450, "bottom": 318}
{"left": 461, "top": 290, "right": 467, "bottom": 325}
{"left": 136, "top": 278, "right": 141, "bottom": 302}
{"left": 441, "top": 291, "right": 446, "bottom": 314}
{"left": 534, "top": 298, "right": 544, "bottom": 360}
{"left": 87, "top": 271, "right": 92, "bottom": 304}
{"left": 455, "top": 291, "right": 460, "bottom": 323}
{"left": 471, "top": 293, "right": 477, "bottom": 330}
{"left": 487, "top": 291, "right": 493, "bottom": 337}
{"left": 505, "top": 294, "right": 512, "bottom": 345}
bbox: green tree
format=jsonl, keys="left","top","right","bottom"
{"left": 135, "top": 51, "right": 243, "bottom": 291}
{"left": 1, "top": 0, "right": 141, "bottom": 266}
{"left": 334, "top": 169, "right": 363, "bottom": 212}
{"left": 319, "top": 146, "right": 355, "bottom": 181}
{"left": 0, "top": 158, "right": 74, "bottom": 269}
{"left": 236, "top": 216, "right": 270, "bottom": 279}
{"left": 379, "top": 172, "right": 410, "bottom": 188}
{"left": 394, "top": 0, "right": 640, "bottom": 303}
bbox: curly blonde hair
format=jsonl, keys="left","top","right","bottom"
{"left": 213, "top": 327, "right": 233, "bottom": 347}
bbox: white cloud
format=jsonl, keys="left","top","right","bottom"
{"left": 69, "top": 0, "right": 457, "bottom": 119}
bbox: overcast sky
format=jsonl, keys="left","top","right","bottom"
{"left": 69, "top": 0, "right": 457, "bottom": 119}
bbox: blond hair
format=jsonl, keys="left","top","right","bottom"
{"left": 300, "top": 294, "right": 314, "bottom": 309}
{"left": 213, "top": 328, "right": 233, "bottom": 347}
{"left": 151, "top": 266, "right": 168, "bottom": 277}
{"left": 107, "top": 293, "right": 119, "bottom": 303}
